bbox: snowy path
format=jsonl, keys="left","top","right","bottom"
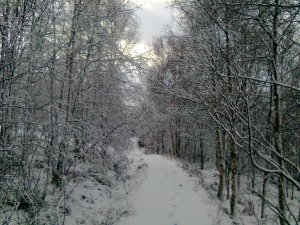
{"left": 118, "top": 151, "right": 230, "bottom": 225}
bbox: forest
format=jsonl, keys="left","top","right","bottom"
{"left": 0, "top": 0, "right": 299, "bottom": 225}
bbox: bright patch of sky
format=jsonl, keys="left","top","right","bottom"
{"left": 134, "top": 0, "right": 172, "bottom": 54}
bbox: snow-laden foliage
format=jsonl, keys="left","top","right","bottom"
{"left": 141, "top": 0, "right": 300, "bottom": 224}
{"left": 0, "top": 0, "right": 142, "bottom": 224}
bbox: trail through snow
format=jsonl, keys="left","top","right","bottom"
{"left": 118, "top": 149, "right": 231, "bottom": 225}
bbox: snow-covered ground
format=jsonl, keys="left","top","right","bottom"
{"left": 64, "top": 146, "right": 148, "bottom": 225}
{"left": 117, "top": 149, "right": 232, "bottom": 225}
{"left": 64, "top": 145, "right": 299, "bottom": 225}
{"left": 63, "top": 145, "right": 232, "bottom": 225}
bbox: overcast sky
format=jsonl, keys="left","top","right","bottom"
{"left": 136, "top": 0, "right": 172, "bottom": 44}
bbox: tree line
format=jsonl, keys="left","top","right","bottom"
{"left": 0, "top": 0, "right": 141, "bottom": 224}
{"left": 142, "top": 0, "right": 300, "bottom": 224}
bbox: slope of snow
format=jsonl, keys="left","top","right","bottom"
{"left": 118, "top": 149, "right": 232, "bottom": 225}
{"left": 64, "top": 146, "right": 147, "bottom": 225}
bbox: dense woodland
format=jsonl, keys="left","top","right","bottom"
{"left": 0, "top": 0, "right": 144, "bottom": 224}
{"left": 141, "top": 0, "right": 300, "bottom": 225}
{"left": 0, "top": 0, "right": 299, "bottom": 225}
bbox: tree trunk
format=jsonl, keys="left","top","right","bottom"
{"left": 200, "top": 137, "right": 204, "bottom": 170}
{"left": 170, "top": 124, "right": 176, "bottom": 157}
{"left": 161, "top": 130, "right": 164, "bottom": 152}
{"left": 230, "top": 140, "right": 238, "bottom": 219}
{"left": 261, "top": 175, "right": 268, "bottom": 219}
{"left": 216, "top": 128, "right": 225, "bottom": 200}
{"left": 271, "top": 1, "right": 286, "bottom": 223}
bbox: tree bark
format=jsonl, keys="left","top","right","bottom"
{"left": 216, "top": 128, "right": 225, "bottom": 200}
{"left": 271, "top": 1, "right": 286, "bottom": 223}
{"left": 261, "top": 175, "right": 268, "bottom": 219}
{"left": 230, "top": 140, "right": 238, "bottom": 219}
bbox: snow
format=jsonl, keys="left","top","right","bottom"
{"left": 63, "top": 145, "right": 232, "bottom": 225}
{"left": 65, "top": 168, "right": 128, "bottom": 224}
{"left": 64, "top": 145, "right": 148, "bottom": 225}
{"left": 118, "top": 148, "right": 232, "bottom": 225}
{"left": 62, "top": 144, "right": 299, "bottom": 225}
{"left": 1, "top": 138, "right": 297, "bottom": 225}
